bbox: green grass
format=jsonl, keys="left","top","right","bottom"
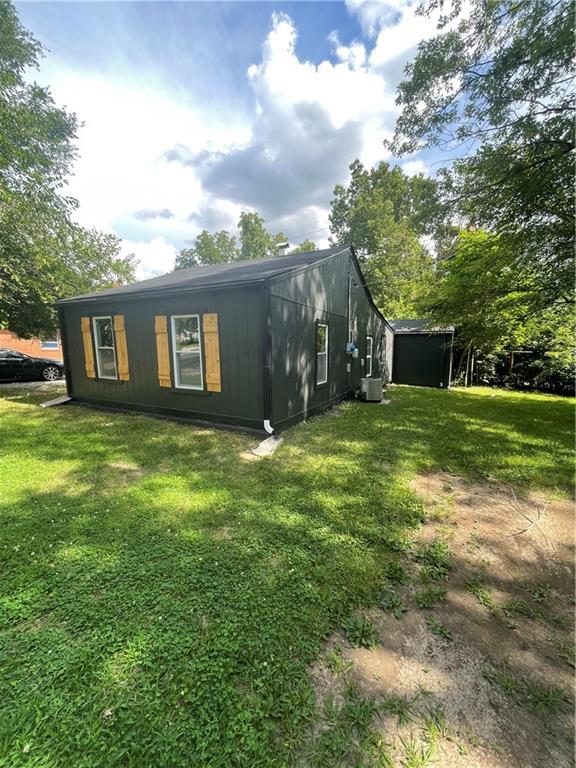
{"left": 483, "top": 663, "right": 571, "bottom": 715}
{"left": 0, "top": 385, "right": 573, "bottom": 766}
{"left": 416, "top": 586, "right": 447, "bottom": 610}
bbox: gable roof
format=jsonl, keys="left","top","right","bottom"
{"left": 57, "top": 246, "right": 349, "bottom": 303}
{"left": 389, "top": 318, "right": 455, "bottom": 334}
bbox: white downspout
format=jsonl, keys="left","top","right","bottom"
{"left": 263, "top": 420, "right": 274, "bottom": 434}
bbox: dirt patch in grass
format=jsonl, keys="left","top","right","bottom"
{"left": 308, "top": 474, "right": 575, "bottom": 767}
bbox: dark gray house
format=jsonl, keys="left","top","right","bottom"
{"left": 57, "top": 246, "right": 394, "bottom": 433}
{"left": 390, "top": 319, "right": 454, "bottom": 389}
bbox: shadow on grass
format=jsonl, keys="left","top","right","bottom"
{"left": 0, "top": 385, "right": 573, "bottom": 766}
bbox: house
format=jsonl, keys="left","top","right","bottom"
{"left": 0, "top": 329, "right": 62, "bottom": 361}
{"left": 57, "top": 246, "right": 394, "bottom": 433}
{"left": 389, "top": 319, "right": 454, "bottom": 389}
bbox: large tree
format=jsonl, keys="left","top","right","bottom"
{"left": 329, "top": 160, "right": 436, "bottom": 316}
{"left": 291, "top": 238, "right": 317, "bottom": 254}
{"left": 238, "top": 211, "right": 286, "bottom": 261}
{"left": 423, "top": 228, "right": 575, "bottom": 388}
{"left": 175, "top": 230, "right": 238, "bottom": 269}
{"left": 175, "top": 212, "right": 288, "bottom": 269}
{"left": 389, "top": 0, "right": 575, "bottom": 315}
{"left": 0, "top": 1, "right": 135, "bottom": 337}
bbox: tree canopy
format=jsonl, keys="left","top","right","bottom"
{"left": 329, "top": 160, "right": 438, "bottom": 317}
{"left": 174, "top": 212, "right": 315, "bottom": 268}
{"left": 0, "top": 1, "right": 135, "bottom": 337}
{"left": 390, "top": 0, "right": 575, "bottom": 316}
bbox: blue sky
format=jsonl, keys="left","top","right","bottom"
{"left": 16, "top": 1, "right": 442, "bottom": 277}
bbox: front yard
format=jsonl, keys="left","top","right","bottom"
{"left": 0, "top": 385, "right": 573, "bottom": 767}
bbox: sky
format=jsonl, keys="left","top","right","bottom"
{"left": 16, "top": 1, "right": 443, "bottom": 279}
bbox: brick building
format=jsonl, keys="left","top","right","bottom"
{"left": 0, "top": 330, "right": 63, "bottom": 361}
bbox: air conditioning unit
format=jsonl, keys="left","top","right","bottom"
{"left": 360, "top": 377, "right": 383, "bottom": 402}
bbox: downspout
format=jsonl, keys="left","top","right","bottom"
{"left": 261, "top": 283, "right": 274, "bottom": 434}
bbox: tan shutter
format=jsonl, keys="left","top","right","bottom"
{"left": 203, "top": 313, "right": 221, "bottom": 392}
{"left": 113, "top": 315, "right": 130, "bottom": 381}
{"left": 154, "top": 315, "right": 172, "bottom": 387}
{"left": 80, "top": 317, "right": 96, "bottom": 378}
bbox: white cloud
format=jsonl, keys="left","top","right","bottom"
{"left": 401, "top": 159, "right": 427, "bottom": 176}
{"left": 166, "top": 12, "right": 407, "bottom": 243}
{"left": 120, "top": 236, "right": 178, "bottom": 280}
{"left": 28, "top": 5, "right": 439, "bottom": 277}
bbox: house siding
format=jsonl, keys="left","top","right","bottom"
{"left": 268, "top": 251, "right": 390, "bottom": 428}
{"left": 60, "top": 286, "right": 265, "bottom": 429}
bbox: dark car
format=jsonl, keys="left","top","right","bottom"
{"left": 0, "top": 349, "right": 64, "bottom": 382}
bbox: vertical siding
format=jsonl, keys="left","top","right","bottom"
{"left": 269, "top": 251, "right": 389, "bottom": 428}
{"left": 392, "top": 333, "right": 453, "bottom": 388}
{"left": 60, "top": 286, "right": 264, "bottom": 429}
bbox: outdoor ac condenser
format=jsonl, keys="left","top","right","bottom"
{"left": 360, "top": 377, "right": 383, "bottom": 402}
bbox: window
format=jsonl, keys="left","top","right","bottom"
{"left": 40, "top": 336, "right": 59, "bottom": 350}
{"left": 171, "top": 315, "right": 203, "bottom": 390}
{"left": 92, "top": 316, "right": 117, "bottom": 379}
{"left": 316, "top": 323, "right": 328, "bottom": 385}
{"left": 365, "top": 336, "right": 373, "bottom": 377}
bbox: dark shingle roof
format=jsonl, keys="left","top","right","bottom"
{"left": 58, "top": 246, "right": 349, "bottom": 303}
{"left": 389, "top": 318, "right": 455, "bottom": 333}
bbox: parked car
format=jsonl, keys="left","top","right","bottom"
{"left": 0, "top": 349, "right": 64, "bottom": 381}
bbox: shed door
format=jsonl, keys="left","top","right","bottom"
{"left": 393, "top": 334, "right": 450, "bottom": 388}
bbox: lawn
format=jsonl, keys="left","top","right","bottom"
{"left": 0, "top": 385, "right": 573, "bottom": 767}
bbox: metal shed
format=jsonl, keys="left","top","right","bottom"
{"left": 390, "top": 319, "right": 454, "bottom": 389}
{"left": 57, "top": 246, "right": 393, "bottom": 433}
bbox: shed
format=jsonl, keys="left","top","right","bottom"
{"left": 57, "top": 246, "right": 394, "bottom": 433}
{"left": 390, "top": 319, "right": 454, "bottom": 389}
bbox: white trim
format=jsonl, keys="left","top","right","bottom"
{"left": 316, "top": 322, "right": 329, "bottom": 385}
{"left": 263, "top": 419, "right": 274, "bottom": 434}
{"left": 92, "top": 316, "right": 118, "bottom": 380}
{"left": 40, "top": 336, "right": 59, "bottom": 350}
{"left": 170, "top": 314, "right": 204, "bottom": 390}
{"left": 365, "top": 335, "right": 373, "bottom": 377}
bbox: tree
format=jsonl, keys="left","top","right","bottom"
{"left": 175, "top": 212, "right": 289, "bottom": 269}
{"left": 175, "top": 230, "right": 238, "bottom": 268}
{"left": 422, "top": 229, "right": 575, "bottom": 389}
{"left": 0, "top": 1, "right": 135, "bottom": 337}
{"left": 291, "top": 239, "right": 317, "bottom": 254}
{"left": 329, "top": 160, "right": 435, "bottom": 316}
{"left": 238, "top": 211, "right": 277, "bottom": 260}
{"left": 389, "top": 0, "right": 575, "bottom": 315}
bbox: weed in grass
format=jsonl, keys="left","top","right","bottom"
{"left": 416, "top": 586, "right": 447, "bottom": 610}
{"left": 425, "top": 615, "right": 453, "bottom": 641}
{"left": 381, "top": 694, "right": 418, "bottom": 726}
{"left": 421, "top": 706, "right": 450, "bottom": 743}
{"left": 504, "top": 597, "right": 539, "bottom": 620}
{"left": 523, "top": 680, "right": 571, "bottom": 715}
{"left": 504, "top": 598, "right": 570, "bottom": 629}
{"left": 557, "top": 638, "right": 575, "bottom": 669}
{"left": 483, "top": 663, "right": 571, "bottom": 715}
{"left": 383, "top": 561, "right": 408, "bottom": 585}
{"left": 381, "top": 589, "right": 408, "bottom": 620}
{"left": 527, "top": 583, "right": 551, "bottom": 603}
{"left": 325, "top": 647, "right": 353, "bottom": 676}
{"left": 344, "top": 686, "right": 378, "bottom": 732}
{"left": 343, "top": 616, "right": 379, "bottom": 649}
{"left": 482, "top": 663, "right": 521, "bottom": 697}
{"left": 465, "top": 575, "right": 498, "bottom": 614}
{"left": 309, "top": 687, "right": 381, "bottom": 768}
{"left": 399, "top": 734, "right": 437, "bottom": 768}
{"left": 414, "top": 540, "right": 453, "bottom": 582}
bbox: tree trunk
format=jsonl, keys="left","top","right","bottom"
{"left": 464, "top": 345, "right": 472, "bottom": 387}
